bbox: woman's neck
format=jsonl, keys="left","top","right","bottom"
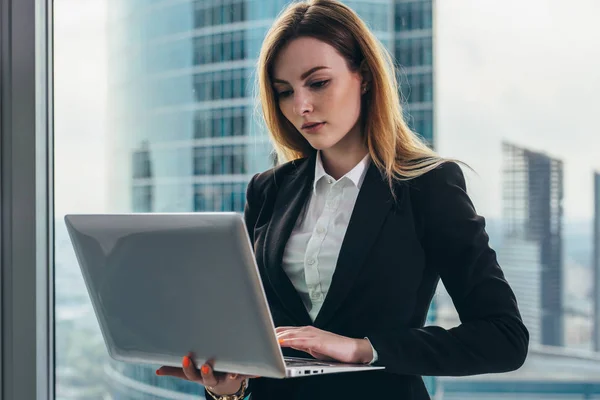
{"left": 320, "top": 145, "right": 369, "bottom": 180}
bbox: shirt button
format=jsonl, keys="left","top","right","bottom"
{"left": 327, "top": 178, "right": 334, "bottom": 184}
{"left": 310, "top": 292, "right": 323, "bottom": 301}
{"left": 316, "top": 227, "right": 325, "bottom": 234}
{"left": 307, "top": 259, "right": 315, "bottom": 265}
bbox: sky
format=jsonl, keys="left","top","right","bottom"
{"left": 54, "top": 0, "right": 600, "bottom": 220}
{"left": 54, "top": 0, "right": 107, "bottom": 216}
{"left": 435, "top": 0, "right": 600, "bottom": 220}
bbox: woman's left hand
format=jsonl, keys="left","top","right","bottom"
{"left": 275, "top": 326, "right": 373, "bottom": 364}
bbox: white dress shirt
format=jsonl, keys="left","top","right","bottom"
{"left": 281, "top": 151, "right": 378, "bottom": 364}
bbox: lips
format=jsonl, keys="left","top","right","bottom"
{"left": 301, "top": 122, "right": 324, "bottom": 129}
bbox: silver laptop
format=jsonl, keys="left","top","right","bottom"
{"left": 64, "top": 212, "right": 384, "bottom": 379}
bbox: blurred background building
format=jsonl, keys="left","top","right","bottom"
{"left": 500, "top": 142, "right": 564, "bottom": 347}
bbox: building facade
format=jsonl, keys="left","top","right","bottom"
{"left": 105, "top": 0, "right": 435, "bottom": 398}
{"left": 501, "top": 142, "right": 564, "bottom": 347}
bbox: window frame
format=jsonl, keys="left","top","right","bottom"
{"left": 1, "top": 0, "right": 53, "bottom": 399}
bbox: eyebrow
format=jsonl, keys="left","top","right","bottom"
{"left": 272, "top": 66, "right": 331, "bottom": 84}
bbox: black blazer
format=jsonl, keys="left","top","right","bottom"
{"left": 236, "top": 152, "right": 528, "bottom": 399}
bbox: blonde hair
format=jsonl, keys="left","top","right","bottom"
{"left": 256, "top": 0, "right": 452, "bottom": 187}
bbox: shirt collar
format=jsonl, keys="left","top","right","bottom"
{"left": 313, "top": 151, "right": 371, "bottom": 191}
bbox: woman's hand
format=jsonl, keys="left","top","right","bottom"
{"left": 156, "top": 353, "right": 257, "bottom": 396}
{"left": 276, "top": 326, "right": 374, "bottom": 364}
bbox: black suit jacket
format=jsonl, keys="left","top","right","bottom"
{"left": 237, "top": 152, "right": 528, "bottom": 399}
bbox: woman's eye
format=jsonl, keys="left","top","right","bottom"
{"left": 311, "top": 80, "right": 329, "bottom": 89}
{"left": 278, "top": 90, "right": 292, "bottom": 98}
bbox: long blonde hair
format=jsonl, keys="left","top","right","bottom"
{"left": 257, "top": 0, "right": 451, "bottom": 187}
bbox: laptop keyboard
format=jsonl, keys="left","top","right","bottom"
{"left": 284, "top": 358, "right": 335, "bottom": 367}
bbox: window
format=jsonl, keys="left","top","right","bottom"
{"left": 47, "top": 1, "right": 600, "bottom": 400}
{"left": 395, "top": 0, "right": 433, "bottom": 32}
{"left": 396, "top": 37, "right": 433, "bottom": 67}
{"left": 194, "top": 107, "right": 248, "bottom": 138}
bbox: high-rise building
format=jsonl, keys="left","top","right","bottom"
{"left": 394, "top": 0, "right": 434, "bottom": 147}
{"left": 500, "top": 142, "right": 564, "bottom": 347}
{"left": 593, "top": 172, "right": 600, "bottom": 351}
{"left": 104, "top": 0, "right": 434, "bottom": 398}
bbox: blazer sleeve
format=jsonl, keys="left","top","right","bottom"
{"left": 367, "top": 162, "right": 529, "bottom": 377}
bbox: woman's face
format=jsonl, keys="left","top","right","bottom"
{"left": 272, "top": 37, "right": 365, "bottom": 153}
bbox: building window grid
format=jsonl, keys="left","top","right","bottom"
{"left": 194, "top": 144, "right": 248, "bottom": 176}
{"left": 404, "top": 109, "right": 433, "bottom": 142}
{"left": 194, "top": 106, "right": 247, "bottom": 139}
{"left": 193, "top": 69, "right": 248, "bottom": 102}
{"left": 193, "top": 30, "right": 249, "bottom": 65}
{"left": 398, "top": 71, "right": 433, "bottom": 104}
{"left": 193, "top": 0, "right": 246, "bottom": 29}
{"left": 395, "top": 0, "right": 432, "bottom": 32}
{"left": 194, "top": 182, "right": 246, "bottom": 212}
{"left": 395, "top": 37, "right": 433, "bottom": 67}
{"left": 352, "top": 2, "right": 390, "bottom": 31}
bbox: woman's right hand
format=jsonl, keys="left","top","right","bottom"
{"left": 156, "top": 353, "right": 256, "bottom": 396}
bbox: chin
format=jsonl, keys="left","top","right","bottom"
{"left": 304, "top": 137, "right": 341, "bottom": 152}
{"left": 306, "top": 142, "right": 333, "bottom": 152}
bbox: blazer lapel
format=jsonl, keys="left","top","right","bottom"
{"left": 314, "top": 163, "right": 397, "bottom": 328}
{"left": 262, "top": 153, "right": 316, "bottom": 327}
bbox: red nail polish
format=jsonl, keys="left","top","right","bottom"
{"left": 183, "top": 356, "right": 190, "bottom": 368}
{"left": 155, "top": 369, "right": 162, "bottom": 376}
{"left": 201, "top": 364, "right": 210, "bottom": 374}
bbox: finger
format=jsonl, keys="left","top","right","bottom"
{"left": 277, "top": 330, "right": 316, "bottom": 341}
{"left": 200, "top": 361, "right": 219, "bottom": 387}
{"left": 278, "top": 337, "right": 315, "bottom": 348}
{"left": 182, "top": 354, "right": 202, "bottom": 382}
{"left": 280, "top": 339, "right": 329, "bottom": 360}
{"left": 275, "top": 326, "right": 298, "bottom": 334}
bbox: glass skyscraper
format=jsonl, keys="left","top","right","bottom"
{"left": 105, "top": 0, "right": 434, "bottom": 397}
{"left": 500, "top": 142, "right": 564, "bottom": 347}
{"left": 394, "top": 0, "right": 434, "bottom": 147}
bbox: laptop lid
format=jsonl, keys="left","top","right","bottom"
{"left": 64, "top": 213, "right": 287, "bottom": 378}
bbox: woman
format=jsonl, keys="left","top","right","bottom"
{"left": 157, "top": 0, "right": 529, "bottom": 398}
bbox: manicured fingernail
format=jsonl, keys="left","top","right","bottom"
{"left": 201, "top": 364, "right": 210, "bottom": 374}
{"left": 155, "top": 369, "right": 162, "bottom": 376}
{"left": 278, "top": 339, "right": 285, "bottom": 344}
{"left": 183, "top": 356, "right": 190, "bottom": 368}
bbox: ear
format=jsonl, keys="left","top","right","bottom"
{"left": 359, "top": 59, "right": 372, "bottom": 93}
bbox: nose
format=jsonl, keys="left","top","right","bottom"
{"left": 292, "top": 91, "right": 313, "bottom": 116}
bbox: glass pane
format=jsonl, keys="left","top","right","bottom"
{"left": 53, "top": 0, "right": 600, "bottom": 399}
{"left": 54, "top": 0, "right": 272, "bottom": 398}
